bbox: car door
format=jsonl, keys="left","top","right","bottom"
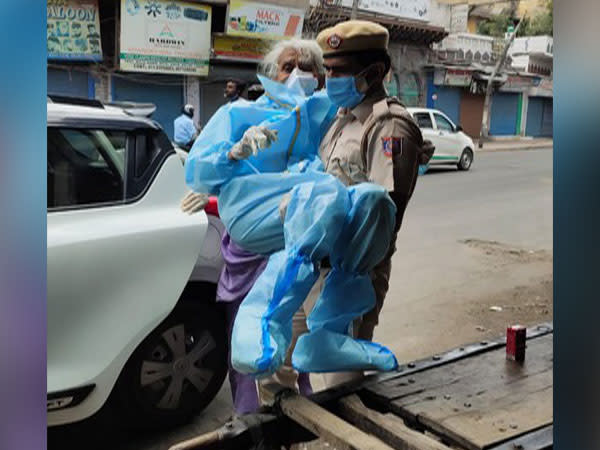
{"left": 47, "top": 125, "right": 207, "bottom": 423}
{"left": 412, "top": 111, "right": 438, "bottom": 163}
{"left": 432, "top": 112, "right": 461, "bottom": 162}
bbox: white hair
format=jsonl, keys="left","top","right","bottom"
{"left": 259, "top": 38, "right": 325, "bottom": 80}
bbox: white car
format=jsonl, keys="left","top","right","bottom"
{"left": 47, "top": 97, "right": 226, "bottom": 429}
{"left": 407, "top": 107, "right": 475, "bottom": 171}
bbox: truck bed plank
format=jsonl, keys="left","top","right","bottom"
{"left": 338, "top": 395, "right": 453, "bottom": 450}
{"left": 363, "top": 333, "right": 553, "bottom": 450}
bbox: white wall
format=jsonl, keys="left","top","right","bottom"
{"left": 428, "top": 0, "right": 451, "bottom": 29}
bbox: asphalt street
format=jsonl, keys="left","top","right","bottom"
{"left": 48, "top": 148, "right": 553, "bottom": 450}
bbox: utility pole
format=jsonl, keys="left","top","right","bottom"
{"left": 478, "top": 15, "right": 525, "bottom": 148}
{"left": 351, "top": 0, "right": 359, "bottom": 19}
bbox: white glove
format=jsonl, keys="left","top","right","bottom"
{"left": 229, "top": 126, "right": 278, "bottom": 160}
{"left": 180, "top": 191, "right": 209, "bottom": 214}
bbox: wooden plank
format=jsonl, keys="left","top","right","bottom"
{"left": 487, "top": 425, "right": 552, "bottom": 450}
{"left": 261, "top": 383, "right": 394, "bottom": 450}
{"left": 367, "top": 334, "right": 552, "bottom": 408}
{"left": 338, "top": 395, "right": 453, "bottom": 450}
{"left": 364, "top": 334, "right": 553, "bottom": 450}
{"left": 417, "top": 384, "right": 552, "bottom": 450}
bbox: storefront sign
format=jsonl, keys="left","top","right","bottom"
{"left": 120, "top": 0, "right": 212, "bottom": 76}
{"left": 539, "top": 78, "right": 553, "bottom": 91}
{"left": 444, "top": 68, "right": 471, "bottom": 87}
{"left": 47, "top": 0, "right": 103, "bottom": 61}
{"left": 339, "top": 0, "right": 429, "bottom": 22}
{"left": 449, "top": 4, "right": 468, "bottom": 33}
{"left": 528, "top": 77, "right": 553, "bottom": 97}
{"left": 433, "top": 67, "right": 445, "bottom": 86}
{"left": 500, "top": 75, "right": 538, "bottom": 92}
{"left": 213, "top": 34, "right": 272, "bottom": 62}
{"left": 227, "top": 0, "right": 305, "bottom": 39}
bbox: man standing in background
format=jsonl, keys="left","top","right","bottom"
{"left": 224, "top": 78, "right": 245, "bottom": 103}
{"left": 173, "top": 104, "right": 199, "bottom": 151}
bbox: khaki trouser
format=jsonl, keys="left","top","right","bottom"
{"left": 258, "top": 308, "right": 310, "bottom": 393}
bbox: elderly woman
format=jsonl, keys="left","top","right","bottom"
{"left": 182, "top": 38, "right": 327, "bottom": 414}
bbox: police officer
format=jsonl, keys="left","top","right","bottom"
{"left": 309, "top": 20, "right": 433, "bottom": 385}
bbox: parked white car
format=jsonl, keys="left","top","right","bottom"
{"left": 407, "top": 107, "right": 475, "bottom": 171}
{"left": 47, "top": 97, "right": 226, "bottom": 429}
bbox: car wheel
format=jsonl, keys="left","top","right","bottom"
{"left": 110, "top": 300, "right": 227, "bottom": 429}
{"left": 457, "top": 148, "right": 473, "bottom": 171}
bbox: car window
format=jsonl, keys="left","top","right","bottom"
{"left": 413, "top": 112, "right": 434, "bottom": 129}
{"left": 48, "top": 128, "right": 127, "bottom": 209}
{"left": 134, "top": 130, "right": 170, "bottom": 178}
{"left": 434, "top": 113, "right": 455, "bottom": 132}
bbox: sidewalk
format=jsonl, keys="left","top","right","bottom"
{"left": 474, "top": 137, "right": 553, "bottom": 152}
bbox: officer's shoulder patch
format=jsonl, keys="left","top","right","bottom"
{"left": 381, "top": 136, "right": 402, "bottom": 158}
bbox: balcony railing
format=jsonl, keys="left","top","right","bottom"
{"left": 433, "top": 33, "right": 498, "bottom": 65}
{"left": 509, "top": 36, "right": 553, "bottom": 58}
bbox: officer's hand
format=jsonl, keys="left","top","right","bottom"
{"left": 229, "top": 126, "right": 279, "bottom": 160}
{"left": 180, "top": 191, "right": 209, "bottom": 214}
{"left": 419, "top": 139, "right": 435, "bottom": 165}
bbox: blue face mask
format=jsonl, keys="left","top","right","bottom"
{"left": 326, "top": 73, "right": 367, "bottom": 108}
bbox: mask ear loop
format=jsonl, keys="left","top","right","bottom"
{"left": 354, "top": 65, "right": 372, "bottom": 94}
{"left": 355, "top": 62, "right": 385, "bottom": 94}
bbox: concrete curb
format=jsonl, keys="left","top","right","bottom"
{"left": 475, "top": 142, "right": 553, "bottom": 153}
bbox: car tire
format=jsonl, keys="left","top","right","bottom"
{"left": 457, "top": 148, "right": 473, "bottom": 171}
{"left": 109, "top": 298, "right": 227, "bottom": 429}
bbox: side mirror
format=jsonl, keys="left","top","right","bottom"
{"left": 455, "top": 125, "right": 463, "bottom": 132}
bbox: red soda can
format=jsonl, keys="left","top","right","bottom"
{"left": 506, "top": 325, "right": 526, "bottom": 362}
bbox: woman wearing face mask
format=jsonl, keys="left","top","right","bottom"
{"left": 182, "top": 38, "right": 330, "bottom": 415}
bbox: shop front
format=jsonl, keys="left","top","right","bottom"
{"left": 47, "top": 0, "right": 103, "bottom": 98}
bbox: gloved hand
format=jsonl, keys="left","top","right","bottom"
{"left": 180, "top": 191, "right": 210, "bottom": 214}
{"left": 419, "top": 139, "right": 435, "bottom": 165}
{"left": 228, "top": 126, "right": 278, "bottom": 160}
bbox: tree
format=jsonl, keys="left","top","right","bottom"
{"left": 477, "top": 0, "right": 552, "bottom": 38}
{"left": 522, "top": 0, "right": 553, "bottom": 36}
{"left": 477, "top": 13, "right": 515, "bottom": 38}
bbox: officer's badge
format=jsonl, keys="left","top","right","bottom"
{"left": 327, "top": 34, "right": 342, "bottom": 49}
{"left": 381, "top": 137, "right": 402, "bottom": 158}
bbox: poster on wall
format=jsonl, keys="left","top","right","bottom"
{"left": 47, "top": 0, "right": 103, "bottom": 61}
{"left": 444, "top": 68, "right": 471, "bottom": 87}
{"left": 227, "top": 0, "right": 305, "bottom": 39}
{"left": 449, "top": 4, "right": 468, "bottom": 33}
{"left": 339, "top": 0, "right": 429, "bottom": 22}
{"left": 213, "top": 34, "right": 273, "bottom": 62}
{"left": 120, "top": 0, "right": 212, "bottom": 76}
